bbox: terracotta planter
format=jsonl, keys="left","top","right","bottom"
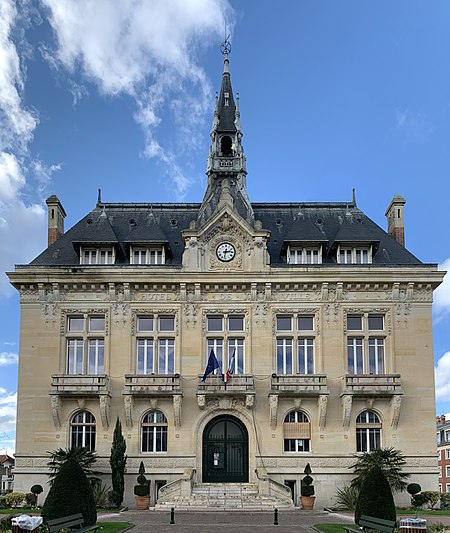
{"left": 300, "top": 495, "right": 316, "bottom": 510}
{"left": 135, "top": 495, "right": 150, "bottom": 510}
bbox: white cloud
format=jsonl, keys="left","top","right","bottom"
{"left": 41, "top": 0, "right": 233, "bottom": 198}
{"left": 395, "top": 109, "right": 433, "bottom": 143}
{"left": 435, "top": 351, "right": 450, "bottom": 402}
{"left": 0, "top": 389, "right": 16, "bottom": 434}
{"left": 0, "top": 352, "right": 18, "bottom": 366}
{"left": 0, "top": 152, "right": 25, "bottom": 203}
{"left": 433, "top": 258, "right": 450, "bottom": 315}
{"left": 0, "top": 0, "right": 38, "bottom": 153}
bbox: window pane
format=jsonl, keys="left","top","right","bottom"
{"left": 88, "top": 339, "right": 104, "bottom": 374}
{"left": 277, "top": 339, "right": 292, "bottom": 374}
{"left": 68, "top": 316, "right": 84, "bottom": 332}
{"left": 298, "top": 316, "right": 313, "bottom": 330}
{"left": 158, "top": 339, "right": 174, "bottom": 374}
{"left": 89, "top": 316, "right": 105, "bottom": 332}
{"left": 159, "top": 316, "right": 174, "bottom": 332}
{"left": 368, "top": 338, "right": 384, "bottom": 374}
{"left": 207, "top": 339, "right": 223, "bottom": 371}
{"left": 207, "top": 315, "right": 223, "bottom": 331}
{"left": 228, "top": 315, "right": 244, "bottom": 331}
{"left": 67, "top": 339, "right": 84, "bottom": 374}
{"left": 138, "top": 316, "right": 153, "bottom": 332}
{"left": 298, "top": 338, "right": 314, "bottom": 374}
{"left": 228, "top": 339, "right": 244, "bottom": 374}
{"left": 368, "top": 315, "right": 384, "bottom": 330}
{"left": 348, "top": 338, "right": 363, "bottom": 373}
{"left": 347, "top": 315, "right": 362, "bottom": 330}
{"left": 277, "top": 315, "right": 292, "bottom": 331}
{"left": 137, "top": 339, "right": 153, "bottom": 374}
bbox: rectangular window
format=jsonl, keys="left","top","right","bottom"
{"left": 277, "top": 316, "right": 292, "bottom": 331}
{"left": 368, "top": 338, "right": 384, "bottom": 374}
{"left": 228, "top": 315, "right": 244, "bottom": 331}
{"left": 133, "top": 249, "right": 147, "bottom": 265}
{"left": 68, "top": 316, "right": 84, "bottom": 332}
{"left": 228, "top": 338, "right": 244, "bottom": 374}
{"left": 207, "top": 315, "right": 223, "bottom": 332}
{"left": 142, "top": 426, "right": 168, "bottom": 453}
{"left": 298, "top": 316, "right": 314, "bottom": 331}
{"left": 158, "top": 339, "right": 174, "bottom": 374}
{"left": 347, "top": 315, "right": 362, "bottom": 330}
{"left": 355, "top": 249, "right": 369, "bottom": 264}
{"left": 277, "top": 339, "right": 293, "bottom": 374}
{"left": 446, "top": 449, "right": 450, "bottom": 460}
{"left": 348, "top": 338, "right": 364, "bottom": 373}
{"left": 356, "top": 427, "right": 381, "bottom": 452}
{"left": 207, "top": 338, "right": 224, "bottom": 372}
{"left": 159, "top": 315, "right": 175, "bottom": 332}
{"left": 297, "top": 338, "right": 314, "bottom": 374}
{"left": 67, "top": 339, "right": 84, "bottom": 374}
{"left": 137, "top": 339, "right": 154, "bottom": 374}
{"left": 446, "top": 466, "right": 450, "bottom": 478}
{"left": 131, "top": 247, "right": 165, "bottom": 265}
{"left": 288, "top": 247, "right": 320, "bottom": 265}
{"left": 138, "top": 315, "right": 154, "bottom": 332}
{"left": 88, "top": 339, "right": 104, "bottom": 374}
{"left": 284, "top": 439, "right": 310, "bottom": 452}
{"left": 89, "top": 316, "right": 105, "bottom": 332}
{"left": 447, "top": 484, "right": 450, "bottom": 493}
{"left": 82, "top": 248, "right": 114, "bottom": 265}
{"left": 368, "top": 315, "right": 384, "bottom": 330}
{"left": 339, "top": 248, "right": 352, "bottom": 264}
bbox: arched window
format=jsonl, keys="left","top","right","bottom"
{"left": 283, "top": 411, "right": 310, "bottom": 452}
{"left": 70, "top": 411, "right": 96, "bottom": 450}
{"left": 220, "top": 136, "right": 233, "bottom": 156}
{"left": 142, "top": 411, "right": 168, "bottom": 453}
{"left": 356, "top": 410, "right": 381, "bottom": 452}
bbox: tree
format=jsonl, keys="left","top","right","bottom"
{"left": 47, "top": 447, "right": 98, "bottom": 485}
{"left": 354, "top": 465, "right": 396, "bottom": 524}
{"left": 109, "top": 417, "right": 127, "bottom": 507}
{"left": 42, "top": 456, "right": 97, "bottom": 526}
{"left": 350, "top": 447, "right": 410, "bottom": 493}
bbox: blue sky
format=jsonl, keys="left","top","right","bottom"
{"left": 1, "top": 0, "right": 450, "bottom": 456}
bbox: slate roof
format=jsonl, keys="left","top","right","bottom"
{"left": 29, "top": 201, "right": 422, "bottom": 267}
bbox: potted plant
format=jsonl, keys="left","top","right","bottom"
{"left": 300, "top": 463, "right": 315, "bottom": 510}
{"left": 134, "top": 461, "right": 150, "bottom": 510}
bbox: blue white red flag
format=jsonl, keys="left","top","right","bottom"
{"left": 223, "top": 349, "right": 235, "bottom": 383}
{"left": 201, "top": 349, "right": 220, "bottom": 382}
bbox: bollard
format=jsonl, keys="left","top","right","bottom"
{"left": 274, "top": 507, "right": 279, "bottom": 525}
{"left": 170, "top": 507, "right": 175, "bottom": 525}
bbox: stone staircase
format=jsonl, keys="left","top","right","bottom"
{"left": 156, "top": 472, "right": 295, "bottom": 510}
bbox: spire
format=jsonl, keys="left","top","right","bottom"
{"left": 198, "top": 38, "right": 254, "bottom": 227}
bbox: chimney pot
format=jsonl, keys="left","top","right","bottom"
{"left": 46, "top": 195, "right": 66, "bottom": 246}
{"left": 385, "top": 195, "right": 406, "bottom": 247}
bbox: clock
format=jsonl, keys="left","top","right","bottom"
{"left": 216, "top": 242, "right": 236, "bottom": 262}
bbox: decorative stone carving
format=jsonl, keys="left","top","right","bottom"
{"left": 60, "top": 308, "right": 109, "bottom": 336}
{"left": 19, "top": 285, "right": 39, "bottom": 302}
{"left": 395, "top": 303, "right": 411, "bottom": 328}
{"left": 99, "top": 395, "right": 110, "bottom": 430}
{"left": 124, "top": 395, "right": 133, "bottom": 428}
{"left": 131, "top": 308, "right": 179, "bottom": 336}
{"left": 342, "top": 394, "right": 352, "bottom": 431}
{"left": 197, "top": 395, "right": 206, "bottom": 409}
{"left": 245, "top": 395, "right": 254, "bottom": 409}
{"left": 318, "top": 395, "right": 328, "bottom": 430}
{"left": 50, "top": 395, "right": 62, "bottom": 429}
{"left": 173, "top": 395, "right": 182, "bottom": 429}
{"left": 390, "top": 395, "right": 402, "bottom": 430}
{"left": 254, "top": 303, "right": 268, "bottom": 328}
{"left": 269, "top": 394, "right": 278, "bottom": 430}
{"left": 324, "top": 303, "right": 339, "bottom": 325}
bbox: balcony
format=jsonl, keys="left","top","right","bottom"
{"left": 341, "top": 374, "right": 402, "bottom": 397}
{"left": 50, "top": 374, "right": 110, "bottom": 396}
{"left": 123, "top": 374, "right": 181, "bottom": 397}
{"left": 1, "top": 475, "right": 13, "bottom": 483}
{"left": 270, "top": 374, "right": 329, "bottom": 397}
{"left": 197, "top": 374, "right": 255, "bottom": 409}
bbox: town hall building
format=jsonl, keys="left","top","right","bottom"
{"left": 8, "top": 45, "right": 443, "bottom": 509}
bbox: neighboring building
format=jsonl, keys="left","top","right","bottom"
{"left": 0, "top": 454, "right": 14, "bottom": 494}
{"left": 437, "top": 415, "right": 450, "bottom": 493}
{"left": 8, "top": 47, "right": 444, "bottom": 509}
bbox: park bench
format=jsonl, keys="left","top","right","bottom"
{"left": 344, "top": 514, "right": 397, "bottom": 533}
{"left": 46, "top": 513, "right": 100, "bottom": 533}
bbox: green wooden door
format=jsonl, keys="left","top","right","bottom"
{"left": 202, "top": 415, "right": 248, "bottom": 483}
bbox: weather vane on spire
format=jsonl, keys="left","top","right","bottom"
{"left": 220, "top": 24, "right": 231, "bottom": 56}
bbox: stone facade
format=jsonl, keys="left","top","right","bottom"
{"left": 8, "top": 47, "right": 443, "bottom": 508}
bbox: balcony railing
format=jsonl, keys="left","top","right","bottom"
{"left": 270, "top": 374, "right": 329, "bottom": 396}
{"left": 124, "top": 374, "right": 181, "bottom": 396}
{"left": 342, "top": 374, "right": 402, "bottom": 396}
{"left": 197, "top": 374, "right": 255, "bottom": 396}
{"left": 50, "top": 374, "right": 110, "bottom": 396}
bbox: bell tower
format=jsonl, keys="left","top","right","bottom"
{"left": 197, "top": 38, "right": 254, "bottom": 227}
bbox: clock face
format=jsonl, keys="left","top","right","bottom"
{"left": 216, "top": 242, "right": 236, "bottom": 262}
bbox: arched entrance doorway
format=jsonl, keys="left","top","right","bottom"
{"left": 202, "top": 415, "right": 248, "bottom": 483}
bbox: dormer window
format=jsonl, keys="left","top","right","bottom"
{"left": 288, "top": 246, "right": 321, "bottom": 265}
{"left": 80, "top": 247, "right": 115, "bottom": 265}
{"left": 338, "top": 245, "right": 372, "bottom": 264}
{"left": 131, "top": 246, "right": 165, "bottom": 265}
{"left": 224, "top": 92, "right": 229, "bottom": 106}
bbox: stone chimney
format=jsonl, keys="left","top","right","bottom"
{"left": 46, "top": 195, "right": 66, "bottom": 246}
{"left": 385, "top": 195, "right": 406, "bottom": 247}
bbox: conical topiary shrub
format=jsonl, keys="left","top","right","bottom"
{"left": 42, "top": 456, "right": 97, "bottom": 526}
{"left": 355, "top": 464, "right": 396, "bottom": 525}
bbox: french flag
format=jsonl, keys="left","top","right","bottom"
{"left": 224, "top": 349, "right": 235, "bottom": 383}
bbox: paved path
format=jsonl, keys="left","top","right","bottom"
{"left": 98, "top": 509, "right": 354, "bottom": 533}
